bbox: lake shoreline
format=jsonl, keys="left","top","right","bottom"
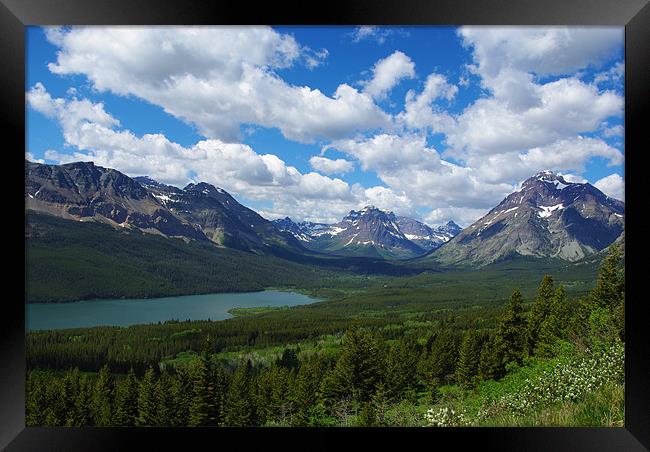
{"left": 26, "top": 290, "right": 322, "bottom": 331}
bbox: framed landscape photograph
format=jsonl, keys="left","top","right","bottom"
{"left": 3, "top": 0, "right": 649, "bottom": 450}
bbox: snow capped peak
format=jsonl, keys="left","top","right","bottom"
{"left": 522, "top": 171, "right": 579, "bottom": 192}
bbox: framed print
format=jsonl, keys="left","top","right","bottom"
{"left": 2, "top": 0, "right": 649, "bottom": 450}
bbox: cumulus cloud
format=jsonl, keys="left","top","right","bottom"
{"left": 435, "top": 27, "right": 624, "bottom": 179}
{"left": 363, "top": 185, "right": 414, "bottom": 214}
{"left": 27, "top": 83, "right": 419, "bottom": 224}
{"left": 362, "top": 51, "right": 416, "bottom": 100}
{"left": 467, "top": 136, "right": 624, "bottom": 184}
{"left": 45, "top": 26, "right": 390, "bottom": 143}
{"left": 328, "top": 134, "right": 515, "bottom": 211}
{"left": 398, "top": 73, "right": 457, "bottom": 132}
{"left": 425, "top": 206, "right": 490, "bottom": 228}
{"left": 594, "top": 173, "right": 624, "bottom": 201}
{"left": 458, "top": 27, "right": 622, "bottom": 78}
{"left": 444, "top": 78, "right": 622, "bottom": 156}
{"left": 309, "top": 156, "right": 354, "bottom": 175}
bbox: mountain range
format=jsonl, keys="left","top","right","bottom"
{"left": 272, "top": 208, "right": 461, "bottom": 259}
{"left": 25, "top": 161, "right": 624, "bottom": 267}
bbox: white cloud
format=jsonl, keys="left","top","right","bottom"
{"left": 25, "top": 151, "right": 45, "bottom": 164}
{"left": 350, "top": 26, "right": 392, "bottom": 44}
{"left": 301, "top": 47, "right": 329, "bottom": 70}
{"left": 45, "top": 26, "right": 390, "bottom": 143}
{"left": 27, "top": 83, "right": 420, "bottom": 225}
{"left": 557, "top": 173, "right": 587, "bottom": 183}
{"left": 363, "top": 185, "right": 414, "bottom": 214}
{"left": 309, "top": 156, "right": 354, "bottom": 175}
{"left": 399, "top": 72, "right": 457, "bottom": 132}
{"left": 602, "top": 124, "right": 624, "bottom": 137}
{"left": 444, "top": 77, "right": 622, "bottom": 157}
{"left": 328, "top": 134, "right": 515, "bottom": 211}
{"left": 594, "top": 173, "right": 624, "bottom": 201}
{"left": 362, "top": 51, "right": 416, "bottom": 100}
{"left": 594, "top": 62, "right": 624, "bottom": 86}
{"left": 425, "top": 206, "right": 489, "bottom": 228}
{"left": 439, "top": 27, "right": 624, "bottom": 175}
{"left": 466, "top": 137, "right": 623, "bottom": 184}
{"left": 458, "top": 27, "right": 622, "bottom": 79}
{"left": 327, "top": 133, "right": 440, "bottom": 173}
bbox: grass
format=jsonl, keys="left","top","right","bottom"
{"left": 478, "top": 381, "right": 624, "bottom": 427}
{"left": 227, "top": 306, "right": 291, "bottom": 317}
{"left": 423, "top": 340, "right": 624, "bottom": 427}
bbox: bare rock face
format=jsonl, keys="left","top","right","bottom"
{"left": 25, "top": 160, "right": 303, "bottom": 253}
{"left": 431, "top": 171, "right": 625, "bottom": 266}
{"left": 395, "top": 217, "right": 461, "bottom": 251}
{"left": 136, "top": 178, "right": 303, "bottom": 252}
{"left": 26, "top": 161, "right": 206, "bottom": 241}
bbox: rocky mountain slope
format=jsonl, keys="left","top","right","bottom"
{"left": 430, "top": 171, "right": 625, "bottom": 266}
{"left": 395, "top": 217, "right": 461, "bottom": 251}
{"left": 26, "top": 161, "right": 302, "bottom": 254}
{"left": 26, "top": 161, "right": 206, "bottom": 241}
{"left": 134, "top": 177, "right": 303, "bottom": 253}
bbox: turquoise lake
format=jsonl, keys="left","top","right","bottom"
{"left": 26, "top": 290, "right": 321, "bottom": 331}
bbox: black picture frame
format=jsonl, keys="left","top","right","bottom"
{"left": 3, "top": 0, "right": 648, "bottom": 450}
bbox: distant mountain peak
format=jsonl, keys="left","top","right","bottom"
{"left": 273, "top": 209, "right": 462, "bottom": 259}
{"left": 183, "top": 182, "right": 227, "bottom": 196}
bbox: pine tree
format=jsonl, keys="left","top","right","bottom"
{"left": 91, "top": 364, "right": 114, "bottom": 426}
{"left": 277, "top": 348, "right": 300, "bottom": 370}
{"left": 535, "top": 286, "right": 569, "bottom": 357}
{"left": 591, "top": 243, "right": 625, "bottom": 342}
{"left": 208, "top": 365, "right": 227, "bottom": 426}
{"left": 526, "top": 275, "right": 555, "bottom": 355}
{"left": 26, "top": 373, "right": 46, "bottom": 426}
{"left": 456, "top": 330, "right": 483, "bottom": 389}
{"left": 136, "top": 366, "right": 157, "bottom": 426}
{"left": 384, "top": 337, "right": 419, "bottom": 402}
{"left": 497, "top": 289, "right": 526, "bottom": 366}
{"left": 175, "top": 366, "right": 193, "bottom": 425}
{"left": 74, "top": 376, "right": 92, "bottom": 426}
{"left": 591, "top": 243, "right": 624, "bottom": 311}
{"left": 153, "top": 373, "right": 172, "bottom": 426}
{"left": 322, "top": 323, "right": 383, "bottom": 409}
{"left": 113, "top": 368, "right": 139, "bottom": 426}
{"left": 428, "top": 329, "right": 458, "bottom": 387}
{"left": 291, "top": 357, "right": 325, "bottom": 426}
{"left": 223, "top": 360, "right": 254, "bottom": 426}
{"left": 188, "top": 356, "right": 210, "bottom": 426}
{"left": 478, "top": 332, "right": 503, "bottom": 381}
{"left": 61, "top": 368, "right": 81, "bottom": 426}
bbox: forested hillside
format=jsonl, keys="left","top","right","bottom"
{"left": 25, "top": 212, "right": 374, "bottom": 302}
{"left": 25, "top": 245, "right": 623, "bottom": 427}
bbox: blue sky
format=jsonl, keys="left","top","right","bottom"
{"left": 26, "top": 26, "right": 624, "bottom": 226}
